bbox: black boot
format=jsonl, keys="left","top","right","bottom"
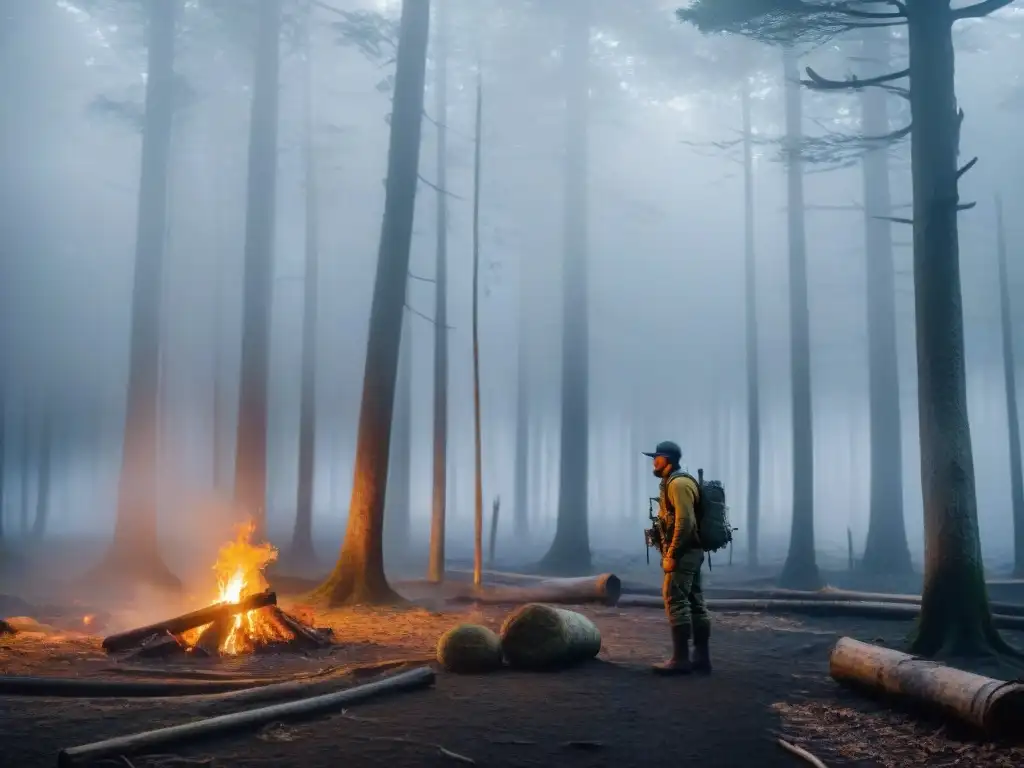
{"left": 652, "top": 624, "right": 692, "bottom": 675}
{"left": 692, "top": 623, "right": 711, "bottom": 674}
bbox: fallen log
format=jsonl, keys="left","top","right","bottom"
{"left": 829, "top": 636, "right": 1024, "bottom": 739}
{"left": 122, "top": 631, "right": 188, "bottom": 661}
{"left": 0, "top": 676, "right": 269, "bottom": 697}
{"left": 617, "top": 595, "right": 1024, "bottom": 630}
{"left": 101, "top": 590, "right": 277, "bottom": 654}
{"left": 56, "top": 666, "right": 437, "bottom": 767}
{"left": 694, "top": 587, "right": 1024, "bottom": 617}
{"left": 448, "top": 574, "right": 621, "bottom": 607}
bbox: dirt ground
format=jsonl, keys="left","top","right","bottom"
{"left": 2, "top": 595, "right": 1023, "bottom": 768}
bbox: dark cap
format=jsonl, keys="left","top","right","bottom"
{"left": 642, "top": 440, "right": 682, "bottom": 462}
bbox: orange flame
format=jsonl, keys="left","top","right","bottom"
{"left": 182, "top": 521, "right": 285, "bottom": 654}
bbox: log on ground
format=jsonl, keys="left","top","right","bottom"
{"left": 829, "top": 636, "right": 1024, "bottom": 739}
{"left": 101, "top": 590, "right": 277, "bottom": 653}
{"left": 696, "top": 587, "right": 1024, "bottom": 617}
{"left": 436, "top": 623, "right": 503, "bottom": 673}
{"left": 449, "top": 574, "right": 621, "bottom": 607}
{"left": 500, "top": 603, "right": 602, "bottom": 670}
{"left": 0, "top": 675, "right": 271, "bottom": 697}
{"left": 617, "top": 595, "right": 1024, "bottom": 630}
{"left": 56, "top": 666, "right": 436, "bottom": 767}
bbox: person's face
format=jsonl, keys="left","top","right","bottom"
{"left": 652, "top": 455, "right": 670, "bottom": 477}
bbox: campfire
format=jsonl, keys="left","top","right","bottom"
{"left": 102, "top": 523, "right": 331, "bottom": 659}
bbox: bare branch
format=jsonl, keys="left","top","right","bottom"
{"left": 956, "top": 157, "right": 978, "bottom": 180}
{"left": 422, "top": 109, "right": 473, "bottom": 142}
{"left": 952, "top": 0, "right": 1017, "bottom": 20}
{"left": 877, "top": 216, "right": 913, "bottom": 225}
{"left": 836, "top": 1, "right": 907, "bottom": 19}
{"left": 406, "top": 303, "right": 452, "bottom": 329}
{"left": 418, "top": 173, "right": 463, "bottom": 200}
{"left": 957, "top": 202, "right": 977, "bottom": 212}
{"left": 803, "top": 66, "right": 909, "bottom": 91}
{"left": 408, "top": 271, "right": 434, "bottom": 283}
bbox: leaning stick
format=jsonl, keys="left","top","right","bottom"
{"left": 101, "top": 590, "right": 277, "bottom": 653}
{"left": 56, "top": 666, "right": 436, "bottom": 767}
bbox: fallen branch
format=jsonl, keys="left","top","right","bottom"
{"left": 616, "top": 596, "right": 1024, "bottom": 630}
{"left": 447, "top": 574, "right": 621, "bottom": 606}
{"left": 829, "top": 636, "right": 1024, "bottom": 739}
{"left": 57, "top": 666, "right": 436, "bottom": 767}
{"left": 101, "top": 591, "right": 277, "bottom": 653}
{"left": 0, "top": 676, "right": 266, "bottom": 697}
{"left": 692, "top": 587, "right": 1024, "bottom": 617}
{"left": 777, "top": 737, "right": 828, "bottom": 768}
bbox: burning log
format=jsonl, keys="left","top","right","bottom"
{"left": 829, "top": 637, "right": 1024, "bottom": 738}
{"left": 449, "top": 574, "right": 622, "bottom": 607}
{"left": 269, "top": 606, "right": 333, "bottom": 648}
{"left": 192, "top": 618, "right": 232, "bottom": 657}
{"left": 616, "top": 595, "right": 1024, "bottom": 630}
{"left": 122, "top": 631, "right": 188, "bottom": 661}
{"left": 56, "top": 666, "right": 437, "bottom": 767}
{"left": 101, "top": 590, "right": 277, "bottom": 654}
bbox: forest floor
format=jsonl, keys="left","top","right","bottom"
{"left": 2, "top": 587, "right": 1023, "bottom": 768}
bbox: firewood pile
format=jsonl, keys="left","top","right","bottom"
{"left": 101, "top": 590, "right": 333, "bottom": 661}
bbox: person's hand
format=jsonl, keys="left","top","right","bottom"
{"left": 661, "top": 556, "right": 676, "bottom": 573}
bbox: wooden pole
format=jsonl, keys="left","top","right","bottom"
{"left": 57, "top": 667, "right": 436, "bottom": 767}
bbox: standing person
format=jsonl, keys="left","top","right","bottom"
{"left": 642, "top": 440, "right": 712, "bottom": 675}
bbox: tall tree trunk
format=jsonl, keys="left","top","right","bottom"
{"left": 292, "top": 2, "right": 320, "bottom": 567}
{"left": 778, "top": 47, "right": 820, "bottom": 590}
{"left": 31, "top": 411, "right": 51, "bottom": 541}
{"left": 385, "top": 312, "right": 411, "bottom": 556}
{"left": 471, "top": 70, "right": 485, "bottom": 587}
{"left": 92, "top": 0, "right": 179, "bottom": 589}
{"left": 513, "top": 261, "right": 529, "bottom": 538}
{"left": 427, "top": 0, "right": 450, "bottom": 581}
{"left": 906, "top": 1, "right": 1009, "bottom": 657}
{"left": 20, "top": 408, "right": 30, "bottom": 537}
{"left": 859, "top": 27, "right": 912, "bottom": 575}
{"left": 311, "top": 0, "right": 431, "bottom": 606}
{"left": 539, "top": 0, "right": 592, "bottom": 575}
{"left": 233, "top": 0, "right": 282, "bottom": 541}
{"left": 996, "top": 194, "right": 1024, "bottom": 577}
{"left": 741, "top": 73, "right": 761, "bottom": 569}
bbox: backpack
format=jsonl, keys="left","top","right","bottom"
{"left": 677, "top": 468, "right": 734, "bottom": 553}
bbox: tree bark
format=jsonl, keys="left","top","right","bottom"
{"left": 778, "top": 47, "right": 820, "bottom": 590}
{"left": 427, "top": 0, "right": 450, "bottom": 582}
{"left": 513, "top": 277, "right": 529, "bottom": 538}
{"left": 741, "top": 74, "right": 761, "bottom": 569}
{"left": 539, "top": 0, "right": 592, "bottom": 576}
{"left": 30, "top": 411, "right": 50, "bottom": 540}
{"left": 311, "top": 0, "right": 431, "bottom": 606}
{"left": 385, "top": 312, "right": 411, "bottom": 556}
{"left": 19, "top": 407, "right": 30, "bottom": 537}
{"left": 233, "top": 0, "right": 282, "bottom": 542}
{"left": 859, "top": 26, "right": 912, "bottom": 576}
{"left": 995, "top": 195, "right": 1024, "bottom": 578}
{"left": 292, "top": 2, "right": 320, "bottom": 567}
{"left": 94, "top": 0, "right": 180, "bottom": 589}
{"left": 471, "top": 71, "right": 485, "bottom": 588}
{"left": 905, "top": 1, "right": 1011, "bottom": 657}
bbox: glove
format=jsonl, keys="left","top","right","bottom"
{"left": 661, "top": 556, "right": 676, "bottom": 573}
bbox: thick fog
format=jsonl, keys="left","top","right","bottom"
{"left": 1, "top": 0, "right": 1023, "bottom": 578}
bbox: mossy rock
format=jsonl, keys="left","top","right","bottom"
{"left": 500, "top": 603, "right": 601, "bottom": 670}
{"left": 436, "top": 623, "right": 504, "bottom": 674}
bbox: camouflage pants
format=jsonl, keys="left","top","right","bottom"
{"left": 662, "top": 565, "right": 710, "bottom": 631}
